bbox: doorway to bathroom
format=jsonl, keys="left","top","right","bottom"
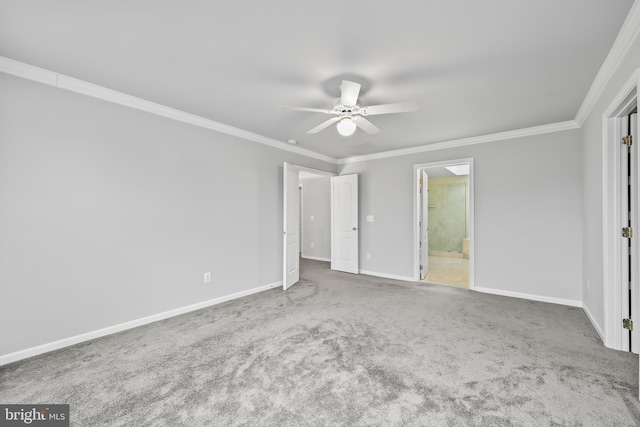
{"left": 414, "top": 159, "right": 474, "bottom": 289}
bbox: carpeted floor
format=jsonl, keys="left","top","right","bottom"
{"left": 1, "top": 259, "right": 639, "bottom": 426}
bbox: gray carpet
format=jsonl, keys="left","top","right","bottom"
{"left": 1, "top": 259, "right": 639, "bottom": 426}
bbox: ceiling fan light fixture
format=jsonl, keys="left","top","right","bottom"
{"left": 336, "top": 117, "right": 357, "bottom": 136}
{"left": 281, "top": 79, "right": 418, "bottom": 136}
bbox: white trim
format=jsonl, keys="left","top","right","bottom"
{"left": 0, "top": 281, "right": 282, "bottom": 366}
{"left": 359, "top": 270, "right": 416, "bottom": 282}
{"left": 602, "top": 70, "right": 640, "bottom": 119}
{"left": 0, "top": 55, "right": 596, "bottom": 166}
{"left": 474, "top": 286, "right": 582, "bottom": 308}
{"left": 5, "top": 0, "right": 640, "bottom": 168}
{"left": 338, "top": 121, "right": 578, "bottom": 164}
{"left": 413, "top": 159, "right": 475, "bottom": 290}
{"left": 0, "top": 56, "right": 57, "bottom": 86}
{"left": 575, "top": 1, "right": 640, "bottom": 125}
{"left": 583, "top": 302, "right": 606, "bottom": 344}
{"left": 301, "top": 255, "right": 331, "bottom": 262}
{"left": 300, "top": 184, "right": 304, "bottom": 257}
{"left": 0, "top": 56, "right": 337, "bottom": 165}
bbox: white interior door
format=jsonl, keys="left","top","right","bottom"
{"left": 283, "top": 163, "right": 300, "bottom": 290}
{"left": 331, "top": 174, "right": 359, "bottom": 274}
{"left": 630, "top": 113, "right": 639, "bottom": 354}
{"left": 420, "top": 170, "right": 429, "bottom": 279}
{"left": 632, "top": 114, "right": 640, "bottom": 399}
{"left": 621, "top": 114, "right": 640, "bottom": 353}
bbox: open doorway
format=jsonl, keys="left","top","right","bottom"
{"left": 284, "top": 164, "right": 359, "bottom": 289}
{"left": 299, "top": 170, "right": 332, "bottom": 263}
{"left": 283, "top": 164, "right": 335, "bottom": 290}
{"left": 414, "top": 159, "right": 474, "bottom": 289}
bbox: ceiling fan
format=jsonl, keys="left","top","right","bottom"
{"left": 280, "top": 80, "right": 418, "bottom": 136}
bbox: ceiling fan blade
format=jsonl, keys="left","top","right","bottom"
{"left": 340, "top": 80, "right": 361, "bottom": 106}
{"left": 308, "top": 117, "right": 340, "bottom": 133}
{"left": 279, "top": 105, "right": 333, "bottom": 114}
{"left": 353, "top": 116, "right": 380, "bottom": 134}
{"left": 360, "top": 101, "right": 418, "bottom": 116}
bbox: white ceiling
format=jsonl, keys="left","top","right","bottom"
{"left": 0, "top": 1, "right": 634, "bottom": 159}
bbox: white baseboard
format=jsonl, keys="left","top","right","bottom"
{"left": 0, "top": 281, "right": 282, "bottom": 366}
{"left": 301, "top": 255, "right": 330, "bottom": 262}
{"left": 473, "top": 286, "right": 582, "bottom": 307}
{"left": 582, "top": 302, "right": 605, "bottom": 342}
{"left": 359, "top": 270, "right": 416, "bottom": 282}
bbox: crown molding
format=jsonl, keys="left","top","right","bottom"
{"left": 337, "top": 120, "right": 579, "bottom": 164}
{"left": 0, "top": 56, "right": 337, "bottom": 165}
{"left": 575, "top": 1, "right": 640, "bottom": 125}
{"left": 4, "top": 6, "right": 635, "bottom": 170}
{"left": 0, "top": 56, "right": 57, "bottom": 86}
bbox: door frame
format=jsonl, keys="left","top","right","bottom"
{"left": 420, "top": 169, "right": 429, "bottom": 280}
{"left": 282, "top": 164, "right": 335, "bottom": 288}
{"left": 413, "top": 158, "right": 475, "bottom": 287}
{"left": 300, "top": 167, "right": 335, "bottom": 261}
{"left": 602, "top": 70, "right": 640, "bottom": 351}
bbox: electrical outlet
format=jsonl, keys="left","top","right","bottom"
{"left": 204, "top": 272, "right": 211, "bottom": 283}
{"left": 310, "top": 242, "right": 314, "bottom": 248}
{"left": 366, "top": 252, "right": 371, "bottom": 260}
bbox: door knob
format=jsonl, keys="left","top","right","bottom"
{"left": 352, "top": 227, "right": 357, "bottom": 231}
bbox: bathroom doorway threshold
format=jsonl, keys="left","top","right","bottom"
{"left": 422, "top": 255, "right": 469, "bottom": 289}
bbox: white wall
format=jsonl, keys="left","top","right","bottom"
{"left": 301, "top": 177, "right": 331, "bottom": 261}
{"left": 581, "top": 31, "right": 640, "bottom": 334}
{"left": 339, "top": 129, "right": 583, "bottom": 303}
{"left": 0, "top": 73, "right": 335, "bottom": 358}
